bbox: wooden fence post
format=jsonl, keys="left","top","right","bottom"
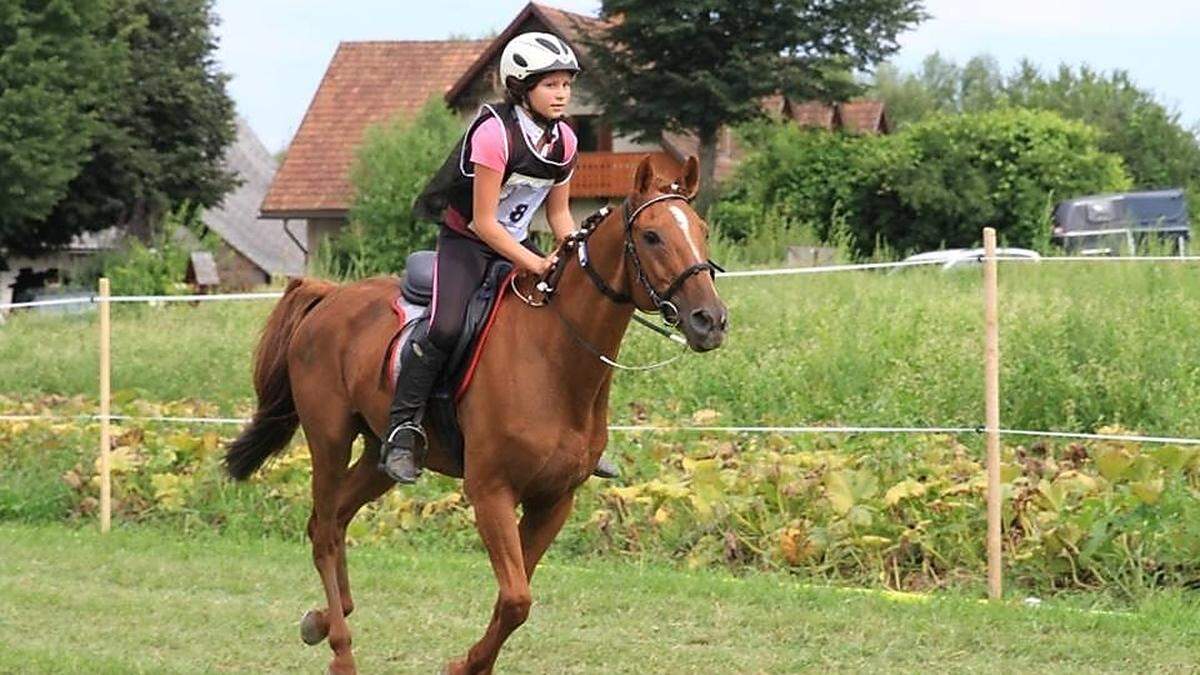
{"left": 99, "top": 278, "right": 112, "bottom": 533}
{"left": 983, "top": 228, "right": 1002, "bottom": 599}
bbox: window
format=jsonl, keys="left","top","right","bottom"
{"left": 569, "top": 115, "right": 612, "bottom": 152}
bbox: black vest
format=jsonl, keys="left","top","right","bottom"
{"left": 413, "top": 102, "right": 576, "bottom": 228}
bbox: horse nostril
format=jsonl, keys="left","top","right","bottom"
{"left": 717, "top": 310, "right": 728, "bottom": 331}
{"left": 689, "top": 308, "right": 714, "bottom": 333}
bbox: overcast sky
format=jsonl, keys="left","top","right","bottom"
{"left": 213, "top": 0, "right": 1200, "bottom": 152}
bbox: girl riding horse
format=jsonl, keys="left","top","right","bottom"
{"left": 224, "top": 31, "right": 728, "bottom": 675}
{"left": 381, "top": 31, "right": 617, "bottom": 483}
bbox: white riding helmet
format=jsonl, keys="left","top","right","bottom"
{"left": 499, "top": 31, "right": 580, "bottom": 90}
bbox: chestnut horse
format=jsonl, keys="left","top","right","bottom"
{"left": 224, "top": 155, "right": 727, "bottom": 674}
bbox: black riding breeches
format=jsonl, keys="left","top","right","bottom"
{"left": 426, "top": 226, "right": 540, "bottom": 353}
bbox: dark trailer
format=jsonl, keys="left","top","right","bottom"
{"left": 1052, "top": 189, "right": 1191, "bottom": 255}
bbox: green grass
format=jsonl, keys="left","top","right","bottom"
{"left": 2, "top": 522, "right": 1199, "bottom": 674}
{"left": 6, "top": 261, "right": 1200, "bottom": 435}
{"left": 0, "top": 301, "right": 271, "bottom": 414}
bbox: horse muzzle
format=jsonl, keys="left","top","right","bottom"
{"left": 681, "top": 303, "right": 728, "bottom": 352}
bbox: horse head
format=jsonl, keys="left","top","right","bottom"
{"left": 622, "top": 154, "right": 728, "bottom": 352}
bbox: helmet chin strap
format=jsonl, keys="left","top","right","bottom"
{"left": 519, "top": 100, "right": 557, "bottom": 132}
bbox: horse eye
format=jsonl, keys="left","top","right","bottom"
{"left": 643, "top": 230, "right": 661, "bottom": 245}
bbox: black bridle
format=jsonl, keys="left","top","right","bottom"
{"left": 540, "top": 191, "right": 724, "bottom": 326}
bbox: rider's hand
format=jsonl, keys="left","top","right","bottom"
{"left": 521, "top": 252, "right": 558, "bottom": 277}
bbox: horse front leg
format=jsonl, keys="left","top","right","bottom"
{"left": 445, "top": 485, "right": 528, "bottom": 675}
{"left": 519, "top": 492, "right": 575, "bottom": 581}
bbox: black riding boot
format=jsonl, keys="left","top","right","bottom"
{"left": 380, "top": 334, "right": 450, "bottom": 483}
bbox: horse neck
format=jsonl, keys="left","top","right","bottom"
{"left": 541, "top": 207, "right": 637, "bottom": 380}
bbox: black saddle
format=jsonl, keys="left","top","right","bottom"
{"left": 398, "top": 250, "right": 514, "bottom": 473}
{"left": 401, "top": 251, "right": 436, "bottom": 305}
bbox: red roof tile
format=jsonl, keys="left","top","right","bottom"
{"left": 533, "top": 3, "right": 606, "bottom": 44}
{"left": 838, "top": 99, "right": 889, "bottom": 135}
{"left": 785, "top": 100, "right": 838, "bottom": 131}
{"left": 261, "top": 40, "right": 488, "bottom": 217}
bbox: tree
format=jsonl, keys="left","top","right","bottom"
{"left": 0, "top": 0, "right": 237, "bottom": 255}
{"left": 43, "top": 0, "right": 238, "bottom": 243}
{"left": 869, "top": 53, "right": 1007, "bottom": 127}
{"left": 868, "top": 56, "right": 1200, "bottom": 203}
{"left": 322, "top": 99, "right": 461, "bottom": 279}
{"left": 579, "top": 0, "right": 926, "bottom": 209}
{"left": 1005, "top": 63, "right": 1200, "bottom": 195}
{"left": 0, "top": 0, "right": 119, "bottom": 253}
{"left": 719, "top": 108, "right": 1130, "bottom": 256}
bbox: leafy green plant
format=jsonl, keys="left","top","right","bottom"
{"left": 869, "top": 56, "right": 1200, "bottom": 219}
{"left": 717, "top": 109, "right": 1131, "bottom": 258}
{"left": 6, "top": 395, "right": 1200, "bottom": 599}
{"left": 99, "top": 203, "right": 217, "bottom": 295}
{"left": 862, "top": 108, "right": 1130, "bottom": 254}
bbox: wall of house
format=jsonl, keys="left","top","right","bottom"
{"left": 303, "top": 217, "right": 347, "bottom": 268}
{"left": 214, "top": 244, "right": 270, "bottom": 290}
{"left": 0, "top": 250, "right": 102, "bottom": 318}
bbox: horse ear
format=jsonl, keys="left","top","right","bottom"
{"left": 681, "top": 155, "right": 700, "bottom": 199}
{"left": 634, "top": 154, "right": 656, "bottom": 194}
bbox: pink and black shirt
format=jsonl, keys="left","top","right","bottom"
{"left": 412, "top": 102, "right": 578, "bottom": 243}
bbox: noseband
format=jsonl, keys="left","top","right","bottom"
{"left": 540, "top": 191, "right": 724, "bottom": 326}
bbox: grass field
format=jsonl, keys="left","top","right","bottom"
{"left": 6, "top": 261, "right": 1200, "bottom": 436}
{"left": 6, "top": 261, "right": 1200, "bottom": 617}
{"left": 3, "top": 522, "right": 1199, "bottom": 674}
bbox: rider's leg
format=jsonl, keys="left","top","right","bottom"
{"left": 381, "top": 227, "right": 491, "bottom": 483}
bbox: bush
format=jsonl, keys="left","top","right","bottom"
{"left": 100, "top": 204, "right": 217, "bottom": 295}
{"left": 6, "top": 398, "right": 1200, "bottom": 598}
{"left": 717, "top": 123, "right": 896, "bottom": 245}
{"left": 706, "top": 205, "right": 832, "bottom": 268}
{"left": 319, "top": 98, "right": 462, "bottom": 278}
{"left": 861, "top": 108, "right": 1130, "bottom": 254}
{"left": 718, "top": 109, "right": 1131, "bottom": 257}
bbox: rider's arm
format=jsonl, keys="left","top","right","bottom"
{"left": 545, "top": 180, "right": 574, "bottom": 244}
{"left": 471, "top": 163, "right": 545, "bottom": 273}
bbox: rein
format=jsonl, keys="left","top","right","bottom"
{"left": 511, "top": 189, "right": 722, "bottom": 370}
{"left": 533, "top": 191, "right": 724, "bottom": 320}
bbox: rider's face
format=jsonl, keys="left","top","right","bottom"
{"left": 526, "top": 72, "right": 573, "bottom": 119}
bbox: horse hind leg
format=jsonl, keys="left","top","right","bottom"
{"left": 302, "top": 430, "right": 393, "bottom": 646}
{"left": 336, "top": 431, "right": 393, "bottom": 616}
{"left": 518, "top": 492, "right": 576, "bottom": 582}
{"left": 299, "top": 409, "right": 359, "bottom": 674}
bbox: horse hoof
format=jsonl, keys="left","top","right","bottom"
{"left": 300, "top": 609, "right": 329, "bottom": 646}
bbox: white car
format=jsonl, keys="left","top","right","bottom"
{"left": 902, "top": 247, "right": 1041, "bottom": 271}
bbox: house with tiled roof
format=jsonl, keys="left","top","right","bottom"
{"left": 199, "top": 117, "right": 306, "bottom": 288}
{"left": 780, "top": 99, "right": 891, "bottom": 134}
{"left": 260, "top": 2, "right": 888, "bottom": 258}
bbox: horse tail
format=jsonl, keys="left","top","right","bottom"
{"left": 224, "top": 277, "right": 336, "bottom": 481}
